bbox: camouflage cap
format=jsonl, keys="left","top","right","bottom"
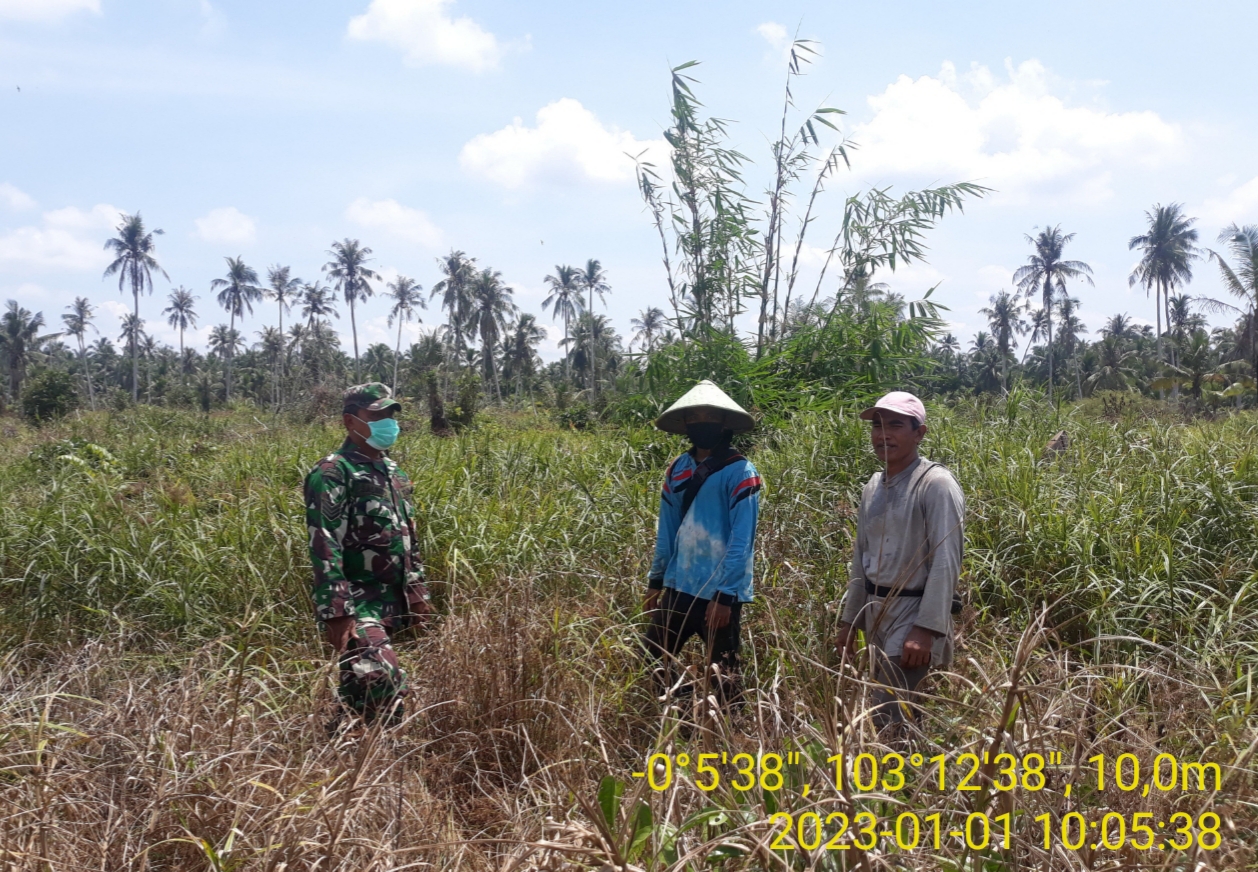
{"left": 342, "top": 382, "right": 402, "bottom": 414}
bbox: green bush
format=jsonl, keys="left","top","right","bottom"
{"left": 554, "top": 401, "right": 596, "bottom": 430}
{"left": 449, "top": 370, "right": 480, "bottom": 431}
{"left": 20, "top": 368, "right": 80, "bottom": 422}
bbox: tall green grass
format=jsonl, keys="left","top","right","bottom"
{"left": 3, "top": 399, "right": 1256, "bottom": 665}
{"left": 0, "top": 400, "right": 1255, "bottom": 869}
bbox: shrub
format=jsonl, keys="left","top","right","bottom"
{"left": 107, "top": 386, "right": 134, "bottom": 413}
{"left": 554, "top": 401, "right": 596, "bottom": 430}
{"left": 163, "top": 383, "right": 198, "bottom": 409}
{"left": 21, "top": 368, "right": 80, "bottom": 422}
{"left": 426, "top": 370, "right": 452, "bottom": 436}
{"left": 449, "top": 370, "right": 480, "bottom": 431}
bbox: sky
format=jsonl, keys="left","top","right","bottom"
{"left": 2, "top": 0, "right": 1257, "bottom": 363}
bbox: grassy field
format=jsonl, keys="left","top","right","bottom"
{"left": 1, "top": 397, "right": 1255, "bottom": 870}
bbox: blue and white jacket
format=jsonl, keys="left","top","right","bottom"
{"left": 648, "top": 450, "right": 762, "bottom": 604}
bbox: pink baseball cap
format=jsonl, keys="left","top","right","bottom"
{"left": 859, "top": 391, "right": 926, "bottom": 424}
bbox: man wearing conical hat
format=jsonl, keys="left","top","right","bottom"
{"left": 643, "top": 380, "right": 762, "bottom": 705}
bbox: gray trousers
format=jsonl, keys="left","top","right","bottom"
{"left": 869, "top": 650, "right": 930, "bottom": 732}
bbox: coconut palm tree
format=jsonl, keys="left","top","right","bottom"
{"left": 1167, "top": 294, "right": 1206, "bottom": 349}
{"left": 116, "top": 313, "right": 147, "bottom": 397}
{"left": 385, "top": 275, "right": 426, "bottom": 394}
{"left": 62, "top": 297, "right": 97, "bottom": 410}
{"left": 1128, "top": 204, "right": 1199, "bottom": 389}
{"left": 631, "top": 306, "right": 666, "bottom": 354}
{"left": 430, "top": 251, "right": 477, "bottom": 368}
{"left": 502, "top": 313, "right": 544, "bottom": 403}
{"left": 937, "top": 332, "right": 963, "bottom": 380}
{"left": 266, "top": 266, "right": 301, "bottom": 335}
{"left": 578, "top": 259, "right": 610, "bottom": 395}
{"left": 1152, "top": 329, "right": 1221, "bottom": 400}
{"left": 406, "top": 331, "right": 446, "bottom": 374}
{"left": 208, "top": 324, "right": 244, "bottom": 363}
{"left": 542, "top": 264, "right": 584, "bottom": 383}
{"left": 563, "top": 312, "right": 620, "bottom": 388}
{"left": 1014, "top": 225, "right": 1094, "bottom": 400}
{"left": 285, "top": 323, "right": 308, "bottom": 377}
{"left": 162, "top": 287, "right": 199, "bottom": 375}
{"left": 300, "top": 282, "right": 338, "bottom": 329}
{"left": 1086, "top": 336, "right": 1138, "bottom": 394}
{"left": 257, "top": 326, "right": 286, "bottom": 404}
{"left": 323, "top": 239, "right": 379, "bottom": 381}
{"left": 266, "top": 266, "right": 301, "bottom": 407}
{"left": 0, "top": 301, "right": 57, "bottom": 400}
{"left": 978, "top": 290, "right": 1027, "bottom": 391}
{"left": 103, "top": 212, "right": 167, "bottom": 401}
{"left": 210, "top": 257, "right": 261, "bottom": 402}
{"left": 1101, "top": 313, "right": 1136, "bottom": 342}
{"left": 1055, "top": 294, "right": 1088, "bottom": 399}
{"left": 969, "top": 334, "right": 1003, "bottom": 394}
{"left": 469, "top": 268, "right": 516, "bottom": 402}
{"left": 1206, "top": 224, "right": 1258, "bottom": 381}
{"left": 362, "top": 343, "right": 393, "bottom": 384}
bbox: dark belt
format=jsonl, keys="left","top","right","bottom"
{"left": 865, "top": 581, "right": 924, "bottom": 598}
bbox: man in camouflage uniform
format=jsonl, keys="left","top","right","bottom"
{"left": 304, "top": 382, "right": 433, "bottom": 726}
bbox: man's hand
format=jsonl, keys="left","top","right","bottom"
{"left": 409, "top": 596, "right": 434, "bottom": 623}
{"left": 901, "top": 625, "right": 939, "bottom": 669}
{"left": 834, "top": 622, "right": 857, "bottom": 658}
{"left": 404, "top": 584, "right": 435, "bottom": 628}
{"left": 324, "top": 615, "right": 357, "bottom": 652}
{"left": 644, "top": 589, "right": 661, "bottom": 613}
{"left": 705, "top": 599, "right": 731, "bottom": 631}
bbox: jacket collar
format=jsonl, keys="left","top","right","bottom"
{"left": 686, "top": 445, "right": 738, "bottom": 465}
{"left": 338, "top": 438, "right": 387, "bottom": 467}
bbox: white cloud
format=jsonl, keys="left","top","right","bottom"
{"left": 0, "top": 183, "right": 35, "bottom": 211}
{"left": 849, "top": 59, "right": 1185, "bottom": 204}
{"left": 460, "top": 98, "right": 667, "bottom": 189}
{"left": 99, "top": 300, "right": 130, "bottom": 320}
{"left": 757, "top": 21, "right": 788, "bottom": 51}
{"left": 0, "top": 0, "right": 99, "bottom": 22}
{"left": 535, "top": 322, "right": 564, "bottom": 361}
{"left": 347, "top": 0, "right": 500, "bottom": 72}
{"left": 884, "top": 261, "right": 946, "bottom": 295}
{"left": 361, "top": 313, "right": 428, "bottom": 350}
{"left": 0, "top": 203, "right": 120, "bottom": 270}
{"left": 976, "top": 264, "right": 1013, "bottom": 292}
{"left": 193, "top": 207, "right": 256, "bottom": 245}
{"left": 345, "top": 197, "right": 444, "bottom": 248}
{"left": 1197, "top": 176, "right": 1258, "bottom": 231}
{"left": 198, "top": 0, "right": 226, "bottom": 39}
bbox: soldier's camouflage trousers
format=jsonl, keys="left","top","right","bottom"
{"left": 337, "top": 620, "right": 408, "bottom": 717}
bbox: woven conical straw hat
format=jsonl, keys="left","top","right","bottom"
{"left": 654, "top": 380, "right": 754, "bottom": 435}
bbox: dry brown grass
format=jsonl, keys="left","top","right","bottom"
{"left": 2, "top": 582, "right": 1253, "bottom": 872}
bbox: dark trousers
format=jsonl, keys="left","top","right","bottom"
{"left": 869, "top": 649, "right": 929, "bottom": 733}
{"left": 642, "top": 588, "right": 742, "bottom": 703}
{"left": 337, "top": 620, "right": 408, "bottom": 719}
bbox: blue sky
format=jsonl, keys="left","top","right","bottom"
{"left": 2, "top": 0, "right": 1257, "bottom": 361}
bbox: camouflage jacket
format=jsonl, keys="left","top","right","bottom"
{"left": 303, "top": 439, "right": 429, "bottom": 626}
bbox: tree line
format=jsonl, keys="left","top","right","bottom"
{"left": 4, "top": 40, "right": 1257, "bottom": 422}
{"left": 0, "top": 213, "right": 667, "bottom": 421}
{"left": 927, "top": 211, "right": 1258, "bottom": 406}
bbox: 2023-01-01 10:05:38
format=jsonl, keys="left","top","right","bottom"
{"left": 762, "top": 810, "right": 1224, "bottom": 853}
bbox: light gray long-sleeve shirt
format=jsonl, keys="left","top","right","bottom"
{"left": 840, "top": 457, "right": 965, "bottom": 667}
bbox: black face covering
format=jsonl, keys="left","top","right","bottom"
{"left": 686, "top": 422, "right": 728, "bottom": 450}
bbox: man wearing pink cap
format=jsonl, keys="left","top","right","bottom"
{"left": 834, "top": 391, "right": 965, "bottom": 734}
